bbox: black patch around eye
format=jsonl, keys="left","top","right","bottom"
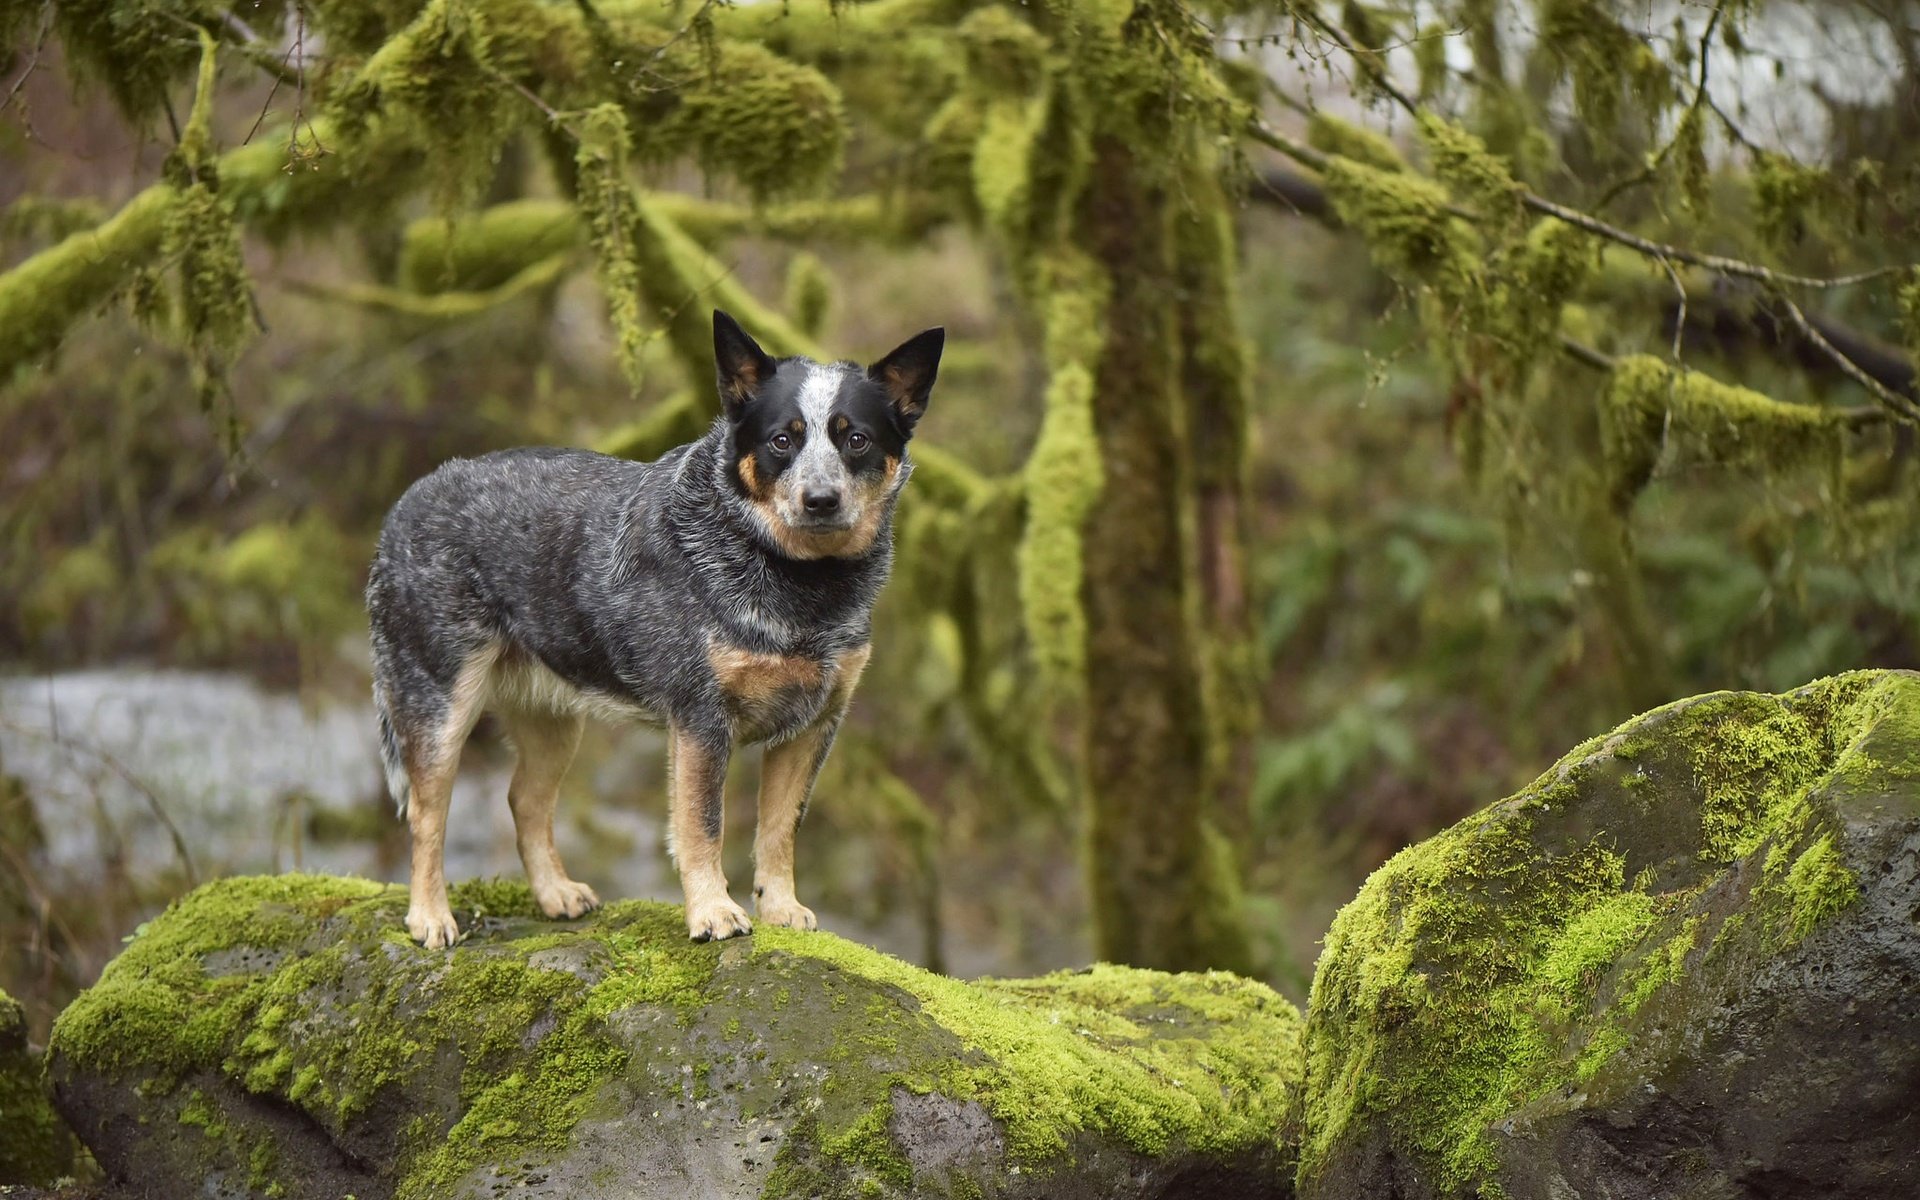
{"left": 835, "top": 378, "right": 911, "bottom": 460}
{"left": 729, "top": 361, "right": 810, "bottom": 492}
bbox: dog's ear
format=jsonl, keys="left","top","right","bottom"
{"left": 714, "top": 309, "right": 777, "bottom": 419}
{"left": 867, "top": 327, "right": 945, "bottom": 434}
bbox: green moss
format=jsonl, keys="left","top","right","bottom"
{"left": 1298, "top": 672, "right": 1904, "bottom": 1197}
{"left": 1417, "top": 113, "right": 1523, "bottom": 226}
{"left": 1751, "top": 151, "right": 1832, "bottom": 251}
{"left": 755, "top": 931, "right": 1301, "bottom": 1168}
{"left": 1318, "top": 155, "right": 1480, "bottom": 292}
{"left": 959, "top": 7, "right": 1051, "bottom": 98}
{"left": 56, "top": 874, "right": 1299, "bottom": 1196}
{"left": 627, "top": 40, "right": 848, "bottom": 203}
{"left": 1018, "top": 263, "right": 1109, "bottom": 688}
{"left": 575, "top": 104, "right": 649, "bottom": 395}
{"left": 1600, "top": 355, "right": 1846, "bottom": 514}
{"left": 1306, "top": 113, "right": 1406, "bottom": 172}
{"left": 1899, "top": 268, "right": 1920, "bottom": 364}
{"left": 0, "top": 986, "right": 78, "bottom": 1185}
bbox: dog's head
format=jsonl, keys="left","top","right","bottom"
{"left": 712, "top": 310, "right": 943, "bottom": 561}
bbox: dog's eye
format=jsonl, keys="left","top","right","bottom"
{"left": 770, "top": 433, "right": 794, "bottom": 454}
{"left": 846, "top": 431, "right": 870, "bottom": 454}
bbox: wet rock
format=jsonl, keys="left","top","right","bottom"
{"left": 1297, "top": 669, "right": 1920, "bottom": 1200}
{"left": 46, "top": 877, "right": 1301, "bottom": 1199}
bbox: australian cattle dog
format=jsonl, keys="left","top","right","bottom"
{"left": 366, "top": 311, "right": 943, "bottom": 946}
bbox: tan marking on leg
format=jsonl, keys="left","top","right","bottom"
{"left": 405, "top": 756, "right": 461, "bottom": 948}
{"left": 403, "top": 646, "right": 498, "bottom": 949}
{"left": 501, "top": 710, "right": 598, "bottom": 920}
{"left": 669, "top": 724, "right": 751, "bottom": 941}
{"left": 753, "top": 644, "right": 869, "bottom": 930}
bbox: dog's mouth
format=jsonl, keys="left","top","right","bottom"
{"left": 787, "top": 514, "right": 856, "bottom": 535}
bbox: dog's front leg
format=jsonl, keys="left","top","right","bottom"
{"left": 668, "top": 720, "right": 752, "bottom": 941}
{"left": 755, "top": 645, "right": 868, "bottom": 931}
{"left": 753, "top": 724, "right": 832, "bottom": 931}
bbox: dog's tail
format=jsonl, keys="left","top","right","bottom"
{"left": 374, "top": 687, "right": 411, "bottom": 818}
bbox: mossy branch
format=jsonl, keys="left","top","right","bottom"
{"left": 0, "top": 119, "right": 419, "bottom": 378}
{"left": 281, "top": 253, "right": 574, "bottom": 319}
{"left": 1245, "top": 117, "right": 1920, "bottom": 426}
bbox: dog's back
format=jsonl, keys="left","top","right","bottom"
{"left": 367, "top": 444, "right": 679, "bottom": 812}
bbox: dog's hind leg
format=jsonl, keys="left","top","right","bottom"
{"left": 500, "top": 710, "right": 599, "bottom": 920}
{"left": 668, "top": 722, "right": 752, "bottom": 941}
{"left": 402, "top": 648, "right": 495, "bottom": 948}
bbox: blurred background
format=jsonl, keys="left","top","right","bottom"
{"left": 4, "top": 0, "right": 1918, "bottom": 1042}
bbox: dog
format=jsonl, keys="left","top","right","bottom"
{"left": 366, "top": 310, "right": 943, "bottom": 947}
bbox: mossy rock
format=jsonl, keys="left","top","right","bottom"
{"left": 0, "top": 987, "right": 79, "bottom": 1186}
{"left": 46, "top": 877, "right": 1301, "bottom": 1199}
{"left": 1297, "top": 669, "right": 1920, "bottom": 1200}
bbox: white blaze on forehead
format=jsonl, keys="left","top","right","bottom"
{"left": 793, "top": 363, "right": 850, "bottom": 484}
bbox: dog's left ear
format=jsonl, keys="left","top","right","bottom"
{"left": 867, "top": 328, "right": 945, "bottom": 434}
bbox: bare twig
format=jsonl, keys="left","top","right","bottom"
{"left": 1593, "top": 0, "right": 1727, "bottom": 212}
{"left": 1769, "top": 292, "right": 1920, "bottom": 424}
{"left": 0, "top": 0, "right": 54, "bottom": 140}
{"left": 1268, "top": 12, "right": 1912, "bottom": 292}
{"left": 0, "top": 714, "right": 200, "bottom": 886}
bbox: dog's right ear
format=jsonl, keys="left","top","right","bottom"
{"left": 714, "top": 310, "right": 776, "bottom": 420}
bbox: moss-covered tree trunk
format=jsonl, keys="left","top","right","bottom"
{"left": 1078, "top": 138, "right": 1253, "bottom": 974}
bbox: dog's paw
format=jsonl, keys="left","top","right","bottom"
{"left": 406, "top": 905, "right": 463, "bottom": 949}
{"left": 755, "top": 895, "right": 818, "bottom": 931}
{"left": 535, "top": 878, "right": 601, "bottom": 921}
{"left": 686, "top": 895, "right": 753, "bottom": 942}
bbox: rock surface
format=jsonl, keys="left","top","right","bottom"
{"left": 1297, "top": 669, "right": 1920, "bottom": 1199}
{"left": 46, "top": 877, "right": 1301, "bottom": 1200}
{"left": 0, "top": 988, "right": 78, "bottom": 1187}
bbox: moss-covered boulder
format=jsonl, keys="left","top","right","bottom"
{"left": 46, "top": 877, "right": 1300, "bottom": 1200}
{"left": 1, "top": 987, "right": 78, "bottom": 1186}
{"left": 1298, "top": 669, "right": 1920, "bottom": 1200}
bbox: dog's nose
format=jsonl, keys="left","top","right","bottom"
{"left": 803, "top": 489, "right": 842, "bottom": 515}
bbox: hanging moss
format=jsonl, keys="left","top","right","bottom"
{"left": 959, "top": 6, "right": 1051, "bottom": 96}
{"left": 1895, "top": 268, "right": 1920, "bottom": 363}
{"left": 331, "top": 0, "right": 531, "bottom": 210}
{"left": 48, "top": 0, "right": 243, "bottom": 124}
{"left": 1317, "top": 154, "right": 1481, "bottom": 293}
{"left": 1671, "top": 102, "right": 1710, "bottom": 213}
{"left": 627, "top": 40, "right": 849, "bottom": 203}
{"left": 1751, "top": 151, "right": 1832, "bottom": 251}
{"left": 1416, "top": 113, "right": 1522, "bottom": 227}
{"left": 575, "top": 104, "right": 648, "bottom": 395}
{"left": 1599, "top": 355, "right": 1847, "bottom": 513}
{"left": 162, "top": 31, "right": 258, "bottom": 452}
{"left": 1018, "top": 274, "right": 1109, "bottom": 689}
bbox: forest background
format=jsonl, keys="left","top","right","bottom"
{"left": 3, "top": 0, "right": 1918, "bottom": 1040}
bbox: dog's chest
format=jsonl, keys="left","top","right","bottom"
{"left": 705, "top": 640, "right": 840, "bottom": 743}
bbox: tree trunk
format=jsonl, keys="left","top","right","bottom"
{"left": 1078, "top": 137, "right": 1253, "bottom": 974}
